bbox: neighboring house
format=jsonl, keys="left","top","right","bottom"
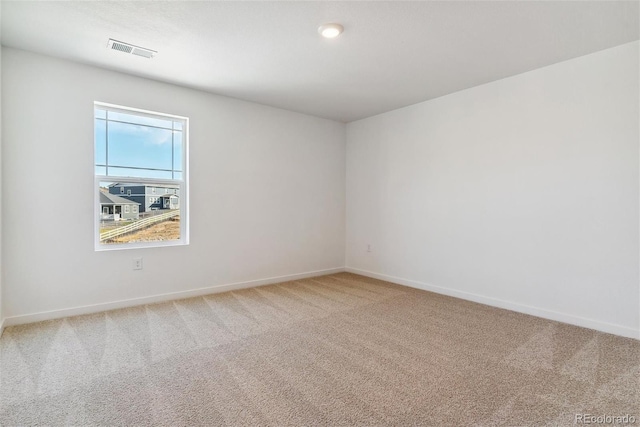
{"left": 108, "top": 183, "right": 180, "bottom": 213}
{"left": 100, "top": 192, "right": 141, "bottom": 220}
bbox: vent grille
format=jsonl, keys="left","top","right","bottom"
{"left": 110, "top": 41, "right": 133, "bottom": 54}
{"left": 107, "top": 39, "right": 156, "bottom": 59}
{"left": 132, "top": 47, "right": 155, "bottom": 58}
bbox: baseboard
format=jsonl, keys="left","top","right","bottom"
{"left": 346, "top": 267, "right": 640, "bottom": 340}
{"left": 3, "top": 267, "right": 346, "bottom": 328}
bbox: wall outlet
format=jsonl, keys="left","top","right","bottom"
{"left": 133, "top": 258, "right": 143, "bottom": 270}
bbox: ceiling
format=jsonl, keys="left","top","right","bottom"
{"left": 1, "top": 1, "right": 638, "bottom": 122}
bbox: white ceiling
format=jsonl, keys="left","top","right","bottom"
{"left": 1, "top": 1, "right": 638, "bottom": 122}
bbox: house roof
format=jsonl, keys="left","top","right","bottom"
{"left": 108, "top": 183, "right": 140, "bottom": 188}
{"left": 100, "top": 192, "right": 141, "bottom": 206}
{"left": 109, "top": 183, "right": 179, "bottom": 189}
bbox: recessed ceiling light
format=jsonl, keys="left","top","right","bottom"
{"left": 318, "top": 23, "right": 344, "bottom": 39}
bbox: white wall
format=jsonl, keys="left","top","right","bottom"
{"left": 0, "top": 3, "right": 4, "bottom": 332}
{"left": 346, "top": 42, "right": 640, "bottom": 339}
{"left": 2, "top": 47, "right": 345, "bottom": 321}
{"left": 3, "top": 43, "right": 638, "bottom": 340}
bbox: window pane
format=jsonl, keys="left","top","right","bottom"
{"left": 99, "top": 180, "right": 181, "bottom": 245}
{"left": 174, "top": 172, "right": 183, "bottom": 180}
{"left": 95, "top": 109, "right": 107, "bottom": 119}
{"left": 173, "top": 131, "right": 183, "bottom": 171}
{"left": 107, "top": 121, "right": 173, "bottom": 171}
{"left": 174, "top": 122, "right": 183, "bottom": 131}
{"left": 108, "top": 110, "right": 173, "bottom": 129}
{"left": 95, "top": 119, "right": 106, "bottom": 165}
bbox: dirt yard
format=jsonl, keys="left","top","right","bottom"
{"left": 108, "top": 218, "right": 180, "bottom": 243}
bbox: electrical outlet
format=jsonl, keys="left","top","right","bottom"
{"left": 133, "top": 258, "right": 143, "bottom": 270}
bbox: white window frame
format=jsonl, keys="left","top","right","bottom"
{"left": 94, "top": 102, "right": 189, "bottom": 251}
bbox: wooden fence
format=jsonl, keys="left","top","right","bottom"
{"left": 100, "top": 210, "right": 180, "bottom": 242}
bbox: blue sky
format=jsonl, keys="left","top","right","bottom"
{"left": 95, "top": 108, "right": 183, "bottom": 180}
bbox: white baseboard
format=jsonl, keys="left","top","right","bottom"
{"left": 2, "top": 267, "right": 345, "bottom": 328}
{"left": 346, "top": 267, "right": 640, "bottom": 340}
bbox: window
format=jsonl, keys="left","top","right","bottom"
{"left": 95, "top": 102, "right": 188, "bottom": 250}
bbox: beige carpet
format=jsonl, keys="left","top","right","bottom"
{"left": 1, "top": 273, "right": 638, "bottom": 426}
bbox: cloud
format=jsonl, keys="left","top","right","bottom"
{"left": 111, "top": 122, "right": 175, "bottom": 146}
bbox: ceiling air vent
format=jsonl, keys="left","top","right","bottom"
{"left": 107, "top": 39, "right": 157, "bottom": 59}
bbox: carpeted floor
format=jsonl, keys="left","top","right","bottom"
{"left": 0, "top": 273, "right": 638, "bottom": 426}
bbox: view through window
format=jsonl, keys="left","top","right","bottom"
{"left": 95, "top": 103, "right": 188, "bottom": 249}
